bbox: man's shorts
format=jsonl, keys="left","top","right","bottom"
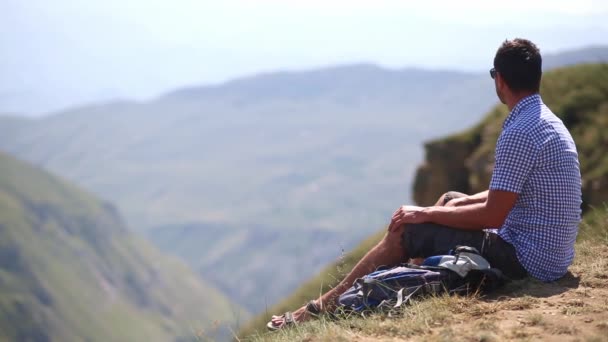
{"left": 400, "top": 191, "right": 528, "bottom": 280}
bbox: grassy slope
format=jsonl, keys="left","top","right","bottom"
{"left": 247, "top": 230, "right": 608, "bottom": 342}
{"left": 239, "top": 63, "right": 608, "bottom": 338}
{"left": 0, "top": 151, "right": 240, "bottom": 342}
{"left": 237, "top": 230, "right": 386, "bottom": 337}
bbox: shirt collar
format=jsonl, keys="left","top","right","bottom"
{"left": 503, "top": 94, "right": 542, "bottom": 129}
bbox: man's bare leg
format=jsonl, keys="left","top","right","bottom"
{"left": 271, "top": 227, "right": 407, "bottom": 326}
{"left": 271, "top": 192, "right": 460, "bottom": 327}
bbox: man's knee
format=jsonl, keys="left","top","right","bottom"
{"left": 435, "top": 191, "right": 467, "bottom": 206}
{"left": 435, "top": 192, "right": 455, "bottom": 206}
{"left": 381, "top": 227, "right": 407, "bottom": 251}
{"left": 435, "top": 193, "right": 450, "bottom": 206}
{"left": 373, "top": 232, "right": 407, "bottom": 264}
{"left": 387, "top": 224, "right": 424, "bottom": 250}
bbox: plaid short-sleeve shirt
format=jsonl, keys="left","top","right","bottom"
{"left": 489, "top": 94, "right": 582, "bottom": 281}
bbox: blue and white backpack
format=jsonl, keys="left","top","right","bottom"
{"left": 338, "top": 246, "right": 504, "bottom": 312}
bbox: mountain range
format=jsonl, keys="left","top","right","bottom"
{"left": 1, "top": 45, "right": 606, "bottom": 314}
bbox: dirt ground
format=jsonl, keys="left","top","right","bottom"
{"left": 383, "top": 242, "right": 608, "bottom": 342}
{"left": 422, "top": 276, "right": 608, "bottom": 341}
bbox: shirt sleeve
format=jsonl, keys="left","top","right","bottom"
{"left": 489, "top": 129, "right": 538, "bottom": 194}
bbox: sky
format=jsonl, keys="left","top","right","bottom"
{"left": 1, "top": 0, "right": 608, "bottom": 115}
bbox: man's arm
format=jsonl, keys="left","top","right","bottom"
{"left": 388, "top": 189, "right": 517, "bottom": 231}
{"left": 389, "top": 128, "right": 536, "bottom": 232}
{"left": 445, "top": 190, "right": 489, "bottom": 207}
{"left": 423, "top": 189, "right": 517, "bottom": 229}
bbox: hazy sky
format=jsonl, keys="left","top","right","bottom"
{"left": 2, "top": 0, "right": 608, "bottom": 115}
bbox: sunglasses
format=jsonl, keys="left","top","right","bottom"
{"left": 490, "top": 68, "right": 497, "bottom": 79}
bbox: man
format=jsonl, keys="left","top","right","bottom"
{"left": 268, "top": 38, "right": 582, "bottom": 330}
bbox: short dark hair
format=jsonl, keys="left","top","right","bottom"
{"left": 493, "top": 38, "right": 542, "bottom": 92}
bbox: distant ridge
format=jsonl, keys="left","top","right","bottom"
{"left": 162, "top": 63, "right": 475, "bottom": 103}
{"left": 543, "top": 45, "right": 608, "bottom": 70}
{"left": 164, "top": 45, "right": 608, "bottom": 102}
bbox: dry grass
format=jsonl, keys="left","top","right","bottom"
{"left": 245, "top": 294, "right": 469, "bottom": 342}
{"left": 525, "top": 313, "right": 545, "bottom": 327}
{"left": 241, "top": 237, "right": 608, "bottom": 342}
{"left": 551, "top": 324, "right": 579, "bottom": 335}
{"left": 239, "top": 208, "right": 608, "bottom": 342}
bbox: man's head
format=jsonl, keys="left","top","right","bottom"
{"left": 491, "top": 38, "right": 542, "bottom": 105}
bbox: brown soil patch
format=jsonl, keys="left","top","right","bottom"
{"left": 418, "top": 242, "right": 608, "bottom": 342}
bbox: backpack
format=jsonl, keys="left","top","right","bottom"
{"left": 337, "top": 246, "right": 504, "bottom": 312}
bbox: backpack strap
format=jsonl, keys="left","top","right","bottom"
{"left": 453, "top": 245, "right": 481, "bottom": 255}
{"left": 393, "top": 281, "right": 444, "bottom": 308}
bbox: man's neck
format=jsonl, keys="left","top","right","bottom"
{"left": 506, "top": 91, "right": 538, "bottom": 111}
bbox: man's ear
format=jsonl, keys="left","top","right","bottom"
{"left": 496, "top": 73, "right": 508, "bottom": 92}
{"left": 496, "top": 73, "right": 503, "bottom": 87}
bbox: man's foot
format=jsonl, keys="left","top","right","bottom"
{"left": 267, "top": 301, "right": 320, "bottom": 330}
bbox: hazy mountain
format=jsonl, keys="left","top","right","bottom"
{"left": 0, "top": 65, "right": 494, "bottom": 313}
{"left": 0, "top": 87, "right": 126, "bottom": 117}
{"left": 0, "top": 46, "right": 606, "bottom": 314}
{"left": 0, "top": 151, "right": 241, "bottom": 341}
{"left": 0, "top": 114, "right": 30, "bottom": 143}
{"left": 0, "top": 64, "right": 493, "bottom": 231}
{"left": 543, "top": 46, "right": 608, "bottom": 70}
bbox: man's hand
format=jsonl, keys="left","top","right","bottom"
{"left": 388, "top": 205, "right": 427, "bottom": 232}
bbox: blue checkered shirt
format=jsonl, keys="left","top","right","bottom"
{"left": 489, "top": 94, "right": 582, "bottom": 281}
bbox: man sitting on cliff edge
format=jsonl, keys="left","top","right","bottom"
{"left": 268, "top": 38, "right": 582, "bottom": 329}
